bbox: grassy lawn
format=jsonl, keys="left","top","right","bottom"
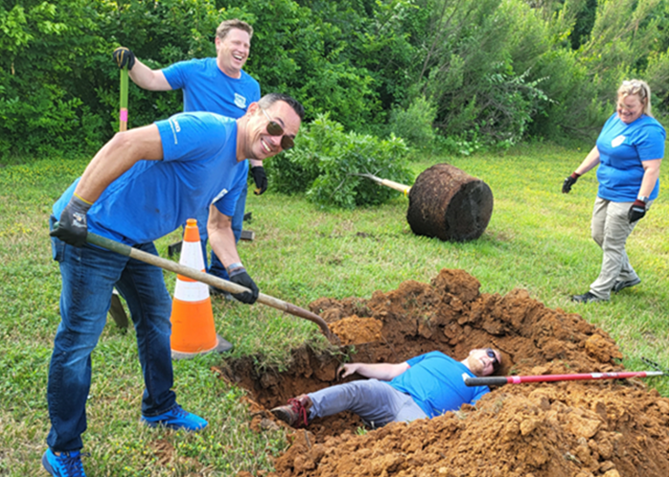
{"left": 0, "top": 141, "right": 667, "bottom": 476}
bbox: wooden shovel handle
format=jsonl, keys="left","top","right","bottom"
{"left": 358, "top": 173, "right": 411, "bottom": 195}
{"left": 86, "top": 232, "right": 339, "bottom": 345}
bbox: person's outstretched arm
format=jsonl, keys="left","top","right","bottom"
{"left": 113, "top": 47, "right": 172, "bottom": 91}
{"left": 338, "top": 362, "right": 409, "bottom": 381}
{"left": 562, "top": 146, "right": 601, "bottom": 193}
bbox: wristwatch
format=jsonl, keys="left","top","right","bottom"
{"left": 637, "top": 195, "right": 648, "bottom": 204}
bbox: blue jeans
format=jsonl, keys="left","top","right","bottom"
{"left": 192, "top": 182, "right": 247, "bottom": 281}
{"left": 308, "top": 379, "right": 427, "bottom": 428}
{"left": 47, "top": 217, "right": 176, "bottom": 452}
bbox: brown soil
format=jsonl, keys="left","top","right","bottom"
{"left": 215, "top": 269, "right": 669, "bottom": 477}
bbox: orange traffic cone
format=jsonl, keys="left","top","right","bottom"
{"left": 170, "top": 218, "right": 232, "bottom": 359}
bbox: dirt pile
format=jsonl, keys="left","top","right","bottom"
{"left": 216, "top": 269, "right": 669, "bottom": 477}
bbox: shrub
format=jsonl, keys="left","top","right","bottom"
{"left": 266, "top": 114, "right": 412, "bottom": 209}
{"left": 388, "top": 95, "right": 437, "bottom": 150}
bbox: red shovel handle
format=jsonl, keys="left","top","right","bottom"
{"left": 464, "top": 370, "right": 663, "bottom": 387}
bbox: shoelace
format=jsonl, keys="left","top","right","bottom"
{"left": 57, "top": 451, "right": 88, "bottom": 477}
{"left": 171, "top": 405, "right": 188, "bottom": 419}
{"left": 288, "top": 398, "right": 309, "bottom": 427}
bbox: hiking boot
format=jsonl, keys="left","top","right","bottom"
{"left": 141, "top": 404, "right": 208, "bottom": 431}
{"left": 42, "top": 449, "right": 87, "bottom": 477}
{"left": 271, "top": 395, "right": 312, "bottom": 428}
{"left": 612, "top": 277, "right": 641, "bottom": 293}
{"left": 571, "top": 291, "right": 607, "bottom": 303}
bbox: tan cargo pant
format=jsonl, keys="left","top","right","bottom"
{"left": 589, "top": 197, "right": 652, "bottom": 300}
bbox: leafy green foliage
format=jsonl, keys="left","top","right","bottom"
{"left": 388, "top": 95, "right": 437, "bottom": 150}
{"left": 2, "top": 0, "right": 669, "bottom": 159}
{"left": 266, "top": 114, "right": 412, "bottom": 208}
{"left": 0, "top": 0, "right": 107, "bottom": 158}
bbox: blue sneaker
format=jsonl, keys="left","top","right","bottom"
{"left": 141, "top": 404, "right": 208, "bottom": 431}
{"left": 42, "top": 449, "right": 86, "bottom": 477}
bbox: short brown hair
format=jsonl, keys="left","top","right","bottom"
{"left": 216, "top": 19, "right": 253, "bottom": 41}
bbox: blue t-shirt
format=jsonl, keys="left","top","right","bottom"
{"left": 52, "top": 112, "right": 246, "bottom": 245}
{"left": 389, "top": 351, "right": 489, "bottom": 418}
{"left": 596, "top": 113, "right": 665, "bottom": 202}
{"left": 162, "top": 57, "right": 261, "bottom": 118}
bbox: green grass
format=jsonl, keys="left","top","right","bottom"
{"left": 1, "top": 142, "right": 667, "bottom": 476}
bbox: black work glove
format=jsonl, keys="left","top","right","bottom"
{"left": 227, "top": 267, "right": 259, "bottom": 304}
{"left": 628, "top": 200, "right": 646, "bottom": 223}
{"left": 251, "top": 166, "right": 268, "bottom": 195}
{"left": 113, "top": 47, "right": 136, "bottom": 70}
{"left": 49, "top": 195, "right": 92, "bottom": 247}
{"left": 562, "top": 172, "right": 580, "bottom": 194}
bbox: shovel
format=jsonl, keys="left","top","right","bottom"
{"left": 86, "top": 232, "right": 339, "bottom": 345}
{"left": 353, "top": 173, "right": 411, "bottom": 195}
{"left": 464, "top": 357, "right": 666, "bottom": 386}
{"left": 107, "top": 65, "right": 131, "bottom": 328}
{"left": 119, "top": 65, "right": 129, "bottom": 131}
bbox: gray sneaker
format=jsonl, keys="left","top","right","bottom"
{"left": 571, "top": 291, "right": 607, "bottom": 303}
{"left": 612, "top": 278, "right": 641, "bottom": 293}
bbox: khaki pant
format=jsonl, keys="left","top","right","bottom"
{"left": 589, "top": 197, "right": 652, "bottom": 300}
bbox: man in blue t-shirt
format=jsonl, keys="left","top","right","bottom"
{"left": 113, "top": 19, "right": 265, "bottom": 284}
{"left": 270, "top": 348, "right": 501, "bottom": 429}
{"left": 42, "top": 93, "right": 303, "bottom": 477}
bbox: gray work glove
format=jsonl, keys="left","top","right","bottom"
{"left": 113, "top": 47, "right": 136, "bottom": 70}
{"left": 50, "top": 195, "right": 92, "bottom": 247}
{"left": 227, "top": 267, "right": 259, "bottom": 304}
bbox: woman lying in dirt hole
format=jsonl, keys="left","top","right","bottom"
{"left": 271, "top": 347, "right": 502, "bottom": 428}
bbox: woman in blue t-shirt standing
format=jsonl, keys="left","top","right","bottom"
{"left": 562, "top": 79, "right": 665, "bottom": 303}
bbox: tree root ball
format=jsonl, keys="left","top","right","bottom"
{"left": 406, "top": 163, "right": 493, "bottom": 242}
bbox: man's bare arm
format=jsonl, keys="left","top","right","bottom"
{"left": 128, "top": 59, "right": 172, "bottom": 91}
{"left": 73, "top": 124, "right": 163, "bottom": 203}
{"left": 207, "top": 205, "right": 242, "bottom": 269}
{"left": 339, "top": 362, "right": 410, "bottom": 381}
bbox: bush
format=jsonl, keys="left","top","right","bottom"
{"left": 388, "top": 95, "right": 437, "bottom": 150}
{"left": 266, "top": 114, "right": 412, "bottom": 209}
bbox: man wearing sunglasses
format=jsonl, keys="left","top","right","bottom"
{"left": 113, "top": 19, "right": 266, "bottom": 309}
{"left": 271, "top": 348, "right": 502, "bottom": 429}
{"left": 44, "top": 93, "right": 303, "bottom": 477}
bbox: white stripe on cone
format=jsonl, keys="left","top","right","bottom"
{"left": 174, "top": 232, "right": 210, "bottom": 301}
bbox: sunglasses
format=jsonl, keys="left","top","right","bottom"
{"left": 485, "top": 348, "right": 500, "bottom": 370}
{"left": 260, "top": 106, "right": 295, "bottom": 150}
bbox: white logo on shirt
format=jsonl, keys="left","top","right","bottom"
{"left": 234, "top": 93, "right": 246, "bottom": 109}
{"left": 168, "top": 118, "right": 181, "bottom": 144}
{"left": 611, "top": 135, "right": 625, "bottom": 148}
{"left": 211, "top": 188, "right": 229, "bottom": 205}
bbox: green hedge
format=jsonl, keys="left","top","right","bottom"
{"left": 2, "top": 0, "right": 668, "bottom": 159}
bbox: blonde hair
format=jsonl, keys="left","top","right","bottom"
{"left": 618, "top": 79, "right": 652, "bottom": 117}
{"left": 216, "top": 19, "right": 253, "bottom": 41}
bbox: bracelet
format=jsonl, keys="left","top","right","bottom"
{"left": 226, "top": 262, "right": 243, "bottom": 273}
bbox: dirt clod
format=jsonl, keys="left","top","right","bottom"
{"left": 216, "top": 269, "right": 669, "bottom": 477}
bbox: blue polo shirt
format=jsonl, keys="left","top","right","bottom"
{"left": 390, "top": 351, "right": 489, "bottom": 418}
{"left": 52, "top": 112, "right": 246, "bottom": 245}
{"left": 162, "top": 57, "right": 261, "bottom": 117}
{"left": 596, "top": 113, "right": 664, "bottom": 202}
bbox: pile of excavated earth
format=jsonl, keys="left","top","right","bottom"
{"left": 215, "top": 269, "right": 669, "bottom": 477}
